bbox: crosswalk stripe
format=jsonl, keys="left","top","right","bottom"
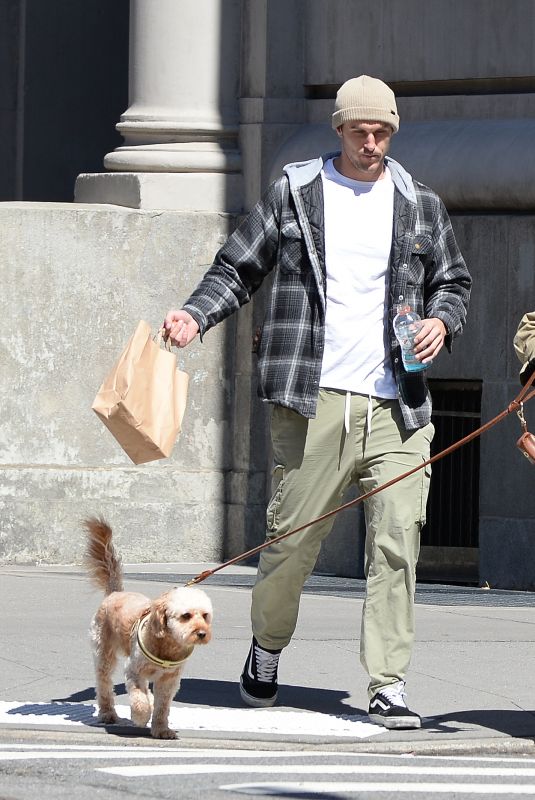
{"left": 0, "top": 746, "right": 389, "bottom": 757}
{"left": 2, "top": 745, "right": 535, "bottom": 766}
{"left": 96, "top": 763, "right": 535, "bottom": 777}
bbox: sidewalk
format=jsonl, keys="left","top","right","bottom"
{"left": 2, "top": 561, "right": 535, "bottom": 754}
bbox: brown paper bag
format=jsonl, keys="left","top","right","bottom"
{"left": 92, "top": 320, "right": 189, "bottom": 464}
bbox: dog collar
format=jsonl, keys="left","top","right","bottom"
{"left": 134, "top": 613, "right": 194, "bottom": 669}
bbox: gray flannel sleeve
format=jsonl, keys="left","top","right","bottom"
{"left": 182, "top": 180, "right": 283, "bottom": 335}
{"left": 424, "top": 196, "right": 472, "bottom": 348}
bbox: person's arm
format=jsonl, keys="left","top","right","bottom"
{"left": 165, "top": 179, "right": 283, "bottom": 347}
{"left": 514, "top": 312, "right": 535, "bottom": 385}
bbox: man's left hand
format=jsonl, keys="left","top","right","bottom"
{"left": 413, "top": 318, "right": 447, "bottom": 364}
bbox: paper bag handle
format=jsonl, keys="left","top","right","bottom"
{"left": 155, "top": 326, "right": 173, "bottom": 352}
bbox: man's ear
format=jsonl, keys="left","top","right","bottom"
{"left": 336, "top": 125, "right": 343, "bottom": 138}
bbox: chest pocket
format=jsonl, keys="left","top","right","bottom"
{"left": 278, "top": 220, "right": 309, "bottom": 274}
{"left": 407, "top": 234, "right": 433, "bottom": 286}
{"left": 412, "top": 234, "right": 433, "bottom": 256}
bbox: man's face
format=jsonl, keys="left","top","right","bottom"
{"left": 335, "top": 121, "right": 393, "bottom": 181}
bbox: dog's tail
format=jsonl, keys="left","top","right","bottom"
{"left": 83, "top": 516, "right": 124, "bottom": 595}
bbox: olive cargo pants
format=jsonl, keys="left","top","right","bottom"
{"left": 251, "top": 388, "right": 434, "bottom": 698}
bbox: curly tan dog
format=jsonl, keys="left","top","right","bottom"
{"left": 83, "top": 517, "right": 212, "bottom": 739}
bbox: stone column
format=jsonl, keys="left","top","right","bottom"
{"left": 75, "top": 0, "right": 243, "bottom": 212}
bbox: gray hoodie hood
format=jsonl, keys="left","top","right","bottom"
{"left": 283, "top": 152, "right": 416, "bottom": 204}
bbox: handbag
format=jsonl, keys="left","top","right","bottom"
{"left": 517, "top": 431, "right": 535, "bottom": 464}
{"left": 516, "top": 402, "right": 535, "bottom": 465}
{"left": 92, "top": 320, "right": 189, "bottom": 464}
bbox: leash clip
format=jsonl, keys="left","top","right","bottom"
{"left": 517, "top": 402, "right": 528, "bottom": 433}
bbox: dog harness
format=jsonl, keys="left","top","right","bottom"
{"left": 133, "top": 612, "right": 194, "bottom": 669}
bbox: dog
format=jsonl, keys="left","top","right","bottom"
{"left": 83, "top": 516, "right": 212, "bottom": 739}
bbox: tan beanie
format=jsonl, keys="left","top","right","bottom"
{"left": 332, "top": 75, "right": 399, "bottom": 133}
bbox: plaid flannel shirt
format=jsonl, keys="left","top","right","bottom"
{"left": 183, "top": 154, "right": 471, "bottom": 429}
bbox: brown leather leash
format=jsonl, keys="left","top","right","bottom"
{"left": 187, "top": 370, "right": 535, "bottom": 586}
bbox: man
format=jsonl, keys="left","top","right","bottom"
{"left": 514, "top": 312, "right": 535, "bottom": 385}
{"left": 165, "top": 75, "right": 471, "bottom": 729}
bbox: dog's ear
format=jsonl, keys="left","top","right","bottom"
{"left": 150, "top": 598, "right": 168, "bottom": 638}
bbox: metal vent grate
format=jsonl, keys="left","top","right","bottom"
{"left": 422, "top": 380, "right": 482, "bottom": 550}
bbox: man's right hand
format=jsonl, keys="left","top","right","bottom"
{"left": 164, "top": 309, "right": 200, "bottom": 348}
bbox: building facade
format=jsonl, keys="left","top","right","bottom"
{"left": 1, "top": 0, "right": 534, "bottom": 588}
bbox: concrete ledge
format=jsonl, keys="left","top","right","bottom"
{"left": 75, "top": 172, "right": 244, "bottom": 213}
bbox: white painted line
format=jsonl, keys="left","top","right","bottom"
{"left": 3, "top": 753, "right": 432, "bottom": 764}
{"left": 220, "top": 782, "right": 535, "bottom": 796}
{"left": 4, "top": 748, "right": 535, "bottom": 777}
{"left": 1, "top": 752, "right": 365, "bottom": 762}
{"left": 97, "top": 763, "right": 535, "bottom": 777}
{"left": 0, "top": 701, "right": 383, "bottom": 738}
{"left": 0, "top": 746, "right": 395, "bottom": 758}
{"left": 0, "top": 746, "right": 379, "bottom": 756}
{"left": 6, "top": 744, "right": 534, "bottom": 767}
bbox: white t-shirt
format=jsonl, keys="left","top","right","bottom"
{"left": 319, "top": 158, "right": 398, "bottom": 399}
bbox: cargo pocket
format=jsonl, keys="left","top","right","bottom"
{"left": 417, "top": 422, "right": 434, "bottom": 527}
{"left": 417, "top": 462, "right": 432, "bottom": 528}
{"left": 266, "top": 464, "right": 285, "bottom": 534}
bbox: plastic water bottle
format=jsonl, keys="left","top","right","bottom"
{"left": 393, "top": 304, "right": 429, "bottom": 373}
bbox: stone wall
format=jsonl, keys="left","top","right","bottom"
{"left": 0, "top": 202, "right": 270, "bottom": 564}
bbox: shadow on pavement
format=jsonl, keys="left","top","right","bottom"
{"left": 52, "top": 678, "right": 366, "bottom": 716}
{"left": 178, "top": 678, "right": 367, "bottom": 716}
{"left": 424, "top": 709, "right": 535, "bottom": 737}
{"left": 51, "top": 678, "right": 366, "bottom": 715}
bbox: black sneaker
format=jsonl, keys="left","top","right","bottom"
{"left": 368, "top": 681, "right": 421, "bottom": 729}
{"left": 239, "top": 637, "right": 281, "bottom": 708}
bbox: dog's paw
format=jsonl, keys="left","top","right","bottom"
{"left": 151, "top": 727, "right": 178, "bottom": 740}
{"left": 131, "top": 708, "right": 151, "bottom": 728}
{"left": 98, "top": 711, "right": 120, "bottom": 725}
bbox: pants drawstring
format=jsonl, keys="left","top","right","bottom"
{"left": 344, "top": 391, "right": 351, "bottom": 434}
{"left": 344, "top": 392, "right": 374, "bottom": 436}
{"left": 367, "top": 394, "right": 373, "bottom": 437}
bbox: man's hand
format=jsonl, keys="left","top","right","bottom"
{"left": 413, "top": 317, "right": 447, "bottom": 364}
{"left": 164, "top": 309, "right": 200, "bottom": 348}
